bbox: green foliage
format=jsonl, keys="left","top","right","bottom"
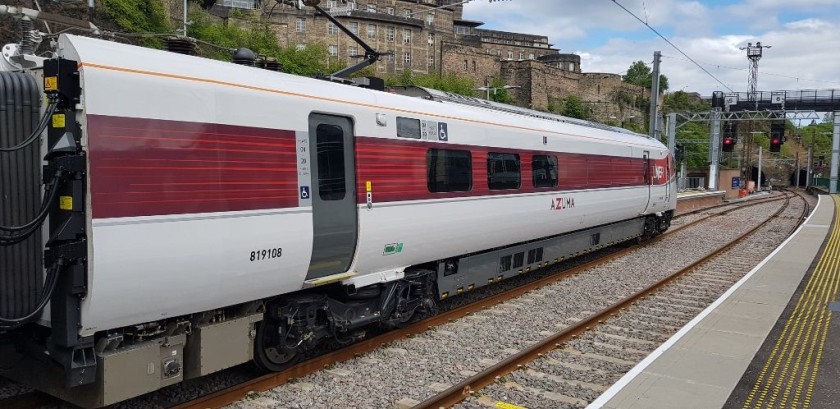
{"left": 662, "top": 90, "right": 710, "bottom": 113}
{"left": 559, "top": 95, "right": 591, "bottom": 120}
{"left": 189, "top": 13, "right": 331, "bottom": 76}
{"left": 622, "top": 60, "right": 669, "bottom": 91}
{"left": 386, "top": 71, "right": 478, "bottom": 97}
{"left": 675, "top": 122, "right": 710, "bottom": 169}
{"left": 100, "top": 0, "right": 169, "bottom": 47}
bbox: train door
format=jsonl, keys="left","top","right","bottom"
{"left": 642, "top": 151, "right": 652, "bottom": 212}
{"left": 305, "top": 114, "right": 358, "bottom": 281}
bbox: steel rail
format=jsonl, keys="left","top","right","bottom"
{"left": 413, "top": 193, "right": 797, "bottom": 409}
{"left": 169, "top": 194, "right": 791, "bottom": 409}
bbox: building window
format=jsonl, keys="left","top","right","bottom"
{"left": 367, "top": 24, "right": 376, "bottom": 39}
{"left": 487, "top": 153, "right": 521, "bottom": 190}
{"left": 472, "top": 61, "right": 476, "bottom": 72}
{"left": 428, "top": 33, "right": 434, "bottom": 46}
{"left": 295, "top": 17, "right": 306, "bottom": 33}
{"left": 532, "top": 155, "right": 558, "bottom": 188}
{"left": 427, "top": 149, "right": 472, "bottom": 193}
{"left": 403, "top": 29, "right": 412, "bottom": 44}
{"left": 529, "top": 53, "right": 534, "bottom": 59}
{"left": 348, "top": 46, "right": 358, "bottom": 57}
{"left": 328, "top": 45, "right": 338, "bottom": 57}
{"left": 519, "top": 52, "right": 524, "bottom": 60}
{"left": 386, "top": 6, "right": 394, "bottom": 15}
{"left": 426, "top": 14, "right": 434, "bottom": 25}
{"left": 507, "top": 51, "right": 513, "bottom": 59}
{"left": 328, "top": 22, "right": 337, "bottom": 36}
{"left": 349, "top": 22, "right": 359, "bottom": 35}
{"left": 347, "top": 0, "right": 356, "bottom": 10}
{"left": 367, "top": 3, "right": 376, "bottom": 13}
{"left": 328, "top": 0, "right": 337, "bottom": 8}
{"left": 429, "top": 54, "right": 435, "bottom": 67}
{"left": 386, "top": 26, "right": 395, "bottom": 41}
{"left": 221, "top": 0, "right": 257, "bottom": 9}
{"left": 404, "top": 9, "right": 412, "bottom": 18}
{"left": 463, "top": 59, "right": 468, "bottom": 70}
{"left": 455, "top": 26, "right": 468, "bottom": 35}
{"left": 403, "top": 52, "right": 411, "bottom": 66}
{"left": 569, "top": 62, "right": 574, "bottom": 71}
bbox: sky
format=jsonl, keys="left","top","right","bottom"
{"left": 462, "top": 0, "right": 840, "bottom": 97}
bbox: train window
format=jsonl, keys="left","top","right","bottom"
{"left": 535, "top": 247, "right": 543, "bottom": 262}
{"left": 532, "top": 155, "right": 558, "bottom": 188}
{"left": 513, "top": 252, "right": 524, "bottom": 268}
{"left": 427, "top": 149, "right": 472, "bottom": 192}
{"left": 397, "top": 117, "right": 421, "bottom": 139}
{"left": 487, "top": 152, "right": 520, "bottom": 190}
{"left": 499, "top": 255, "right": 512, "bottom": 272}
{"left": 527, "top": 249, "right": 536, "bottom": 264}
{"left": 316, "top": 124, "right": 346, "bottom": 200}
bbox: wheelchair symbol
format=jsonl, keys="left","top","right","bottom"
{"left": 438, "top": 123, "right": 448, "bottom": 141}
{"left": 300, "top": 186, "right": 310, "bottom": 199}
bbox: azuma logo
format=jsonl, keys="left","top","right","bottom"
{"left": 551, "top": 196, "right": 575, "bottom": 210}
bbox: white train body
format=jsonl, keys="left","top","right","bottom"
{"left": 1, "top": 34, "right": 676, "bottom": 407}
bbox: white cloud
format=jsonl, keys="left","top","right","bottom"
{"left": 462, "top": 0, "right": 840, "bottom": 95}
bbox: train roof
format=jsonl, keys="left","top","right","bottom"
{"left": 391, "top": 86, "right": 648, "bottom": 138}
{"left": 59, "top": 35, "right": 663, "bottom": 151}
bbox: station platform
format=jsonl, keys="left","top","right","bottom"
{"left": 589, "top": 194, "right": 838, "bottom": 409}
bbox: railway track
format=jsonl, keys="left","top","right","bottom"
{"left": 420, "top": 191, "right": 809, "bottom": 408}
{"left": 0, "top": 191, "right": 807, "bottom": 409}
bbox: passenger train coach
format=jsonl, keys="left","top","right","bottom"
{"left": 0, "top": 34, "right": 676, "bottom": 407}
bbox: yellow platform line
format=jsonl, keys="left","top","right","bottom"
{"left": 744, "top": 228, "right": 834, "bottom": 408}
{"left": 765, "top": 196, "right": 840, "bottom": 408}
{"left": 743, "top": 195, "right": 840, "bottom": 409}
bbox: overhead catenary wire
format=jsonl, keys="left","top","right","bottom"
{"left": 660, "top": 54, "right": 840, "bottom": 87}
{"left": 611, "top": 0, "right": 734, "bottom": 92}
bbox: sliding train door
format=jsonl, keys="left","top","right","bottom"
{"left": 305, "top": 114, "right": 358, "bottom": 281}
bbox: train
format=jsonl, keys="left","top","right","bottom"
{"left": 0, "top": 32, "right": 676, "bottom": 407}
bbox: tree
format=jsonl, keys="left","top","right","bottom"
{"left": 560, "top": 96, "right": 591, "bottom": 120}
{"left": 662, "top": 91, "right": 710, "bottom": 113}
{"left": 622, "top": 60, "right": 669, "bottom": 91}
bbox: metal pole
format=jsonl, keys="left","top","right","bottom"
{"left": 709, "top": 107, "right": 721, "bottom": 191}
{"left": 757, "top": 146, "right": 762, "bottom": 191}
{"left": 648, "top": 51, "right": 661, "bottom": 139}
{"left": 666, "top": 112, "right": 676, "bottom": 156}
{"left": 807, "top": 145, "right": 813, "bottom": 189}
{"left": 183, "top": 0, "right": 188, "bottom": 36}
{"left": 831, "top": 111, "right": 840, "bottom": 194}
{"left": 795, "top": 152, "right": 800, "bottom": 188}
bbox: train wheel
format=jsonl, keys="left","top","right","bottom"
{"left": 253, "top": 319, "right": 301, "bottom": 372}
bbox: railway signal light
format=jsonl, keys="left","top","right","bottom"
{"left": 722, "top": 137, "right": 735, "bottom": 152}
{"left": 770, "top": 136, "right": 781, "bottom": 152}
{"left": 770, "top": 122, "right": 785, "bottom": 153}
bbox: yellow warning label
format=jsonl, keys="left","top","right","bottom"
{"left": 52, "top": 114, "right": 66, "bottom": 128}
{"left": 495, "top": 402, "right": 526, "bottom": 409}
{"left": 45, "top": 76, "right": 58, "bottom": 91}
{"left": 365, "top": 181, "right": 372, "bottom": 192}
{"left": 59, "top": 196, "right": 73, "bottom": 211}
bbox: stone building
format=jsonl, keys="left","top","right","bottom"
{"left": 166, "top": 0, "right": 646, "bottom": 124}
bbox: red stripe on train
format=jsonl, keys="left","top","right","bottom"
{"left": 88, "top": 116, "right": 670, "bottom": 219}
{"left": 87, "top": 115, "right": 299, "bottom": 219}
